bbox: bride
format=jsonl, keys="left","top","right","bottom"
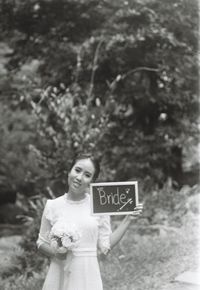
{"left": 37, "top": 153, "right": 143, "bottom": 290}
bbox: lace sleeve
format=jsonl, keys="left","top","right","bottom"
{"left": 98, "top": 215, "right": 112, "bottom": 255}
{"left": 36, "top": 200, "right": 53, "bottom": 248}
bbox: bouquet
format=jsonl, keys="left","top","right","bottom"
{"left": 49, "top": 220, "right": 81, "bottom": 253}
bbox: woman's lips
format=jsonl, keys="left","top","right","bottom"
{"left": 73, "top": 181, "right": 81, "bottom": 187}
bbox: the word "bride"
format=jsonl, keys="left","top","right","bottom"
{"left": 97, "top": 187, "right": 129, "bottom": 206}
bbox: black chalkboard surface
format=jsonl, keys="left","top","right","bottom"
{"left": 90, "top": 181, "right": 138, "bottom": 215}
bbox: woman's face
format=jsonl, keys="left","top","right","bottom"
{"left": 68, "top": 158, "right": 95, "bottom": 196}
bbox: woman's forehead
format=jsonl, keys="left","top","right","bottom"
{"left": 74, "top": 158, "right": 95, "bottom": 172}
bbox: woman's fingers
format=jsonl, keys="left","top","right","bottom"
{"left": 132, "top": 210, "right": 142, "bottom": 215}
{"left": 134, "top": 204, "right": 143, "bottom": 210}
{"left": 129, "top": 211, "right": 142, "bottom": 220}
{"left": 55, "top": 252, "right": 67, "bottom": 260}
{"left": 130, "top": 204, "right": 143, "bottom": 219}
{"left": 57, "top": 246, "right": 68, "bottom": 254}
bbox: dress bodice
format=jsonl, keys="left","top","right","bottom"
{"left": 38, "top": 193, "right": 111, "bottom": 253}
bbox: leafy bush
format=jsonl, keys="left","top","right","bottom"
{"left": 0, "top": 271, "right": 45, "bottom": 290}
{"left": 0, "top": 194, "right": 51, "bottom": 288}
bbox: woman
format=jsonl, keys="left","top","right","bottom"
{"left": 37, "top": 153, "right": 142, "bottom": 290}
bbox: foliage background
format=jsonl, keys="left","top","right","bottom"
{"left": 0, "top": 0, "right": 199, "bottom": 289}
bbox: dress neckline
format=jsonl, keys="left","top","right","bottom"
{"left": 64, "top": 193, "right": 89, "bottom": 204}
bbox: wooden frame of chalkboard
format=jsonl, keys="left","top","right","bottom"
{"left": 90, "top": 181, "right": 138, "bottom": 215}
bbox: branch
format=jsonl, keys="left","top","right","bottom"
{"left": 107, "top": 66, "right": 159, "bottom": 93}
{"left": 74, "top": 47, "right": 82, "bottom": 84}
{"left": 123, "top": 66, "right": 159, "bottom": 80}
{"left": 88, "top": 37, "right": 104, "bottom": 100}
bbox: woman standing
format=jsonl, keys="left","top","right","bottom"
{"left": 37, "top": 154, "right": 142, "bottom": 290}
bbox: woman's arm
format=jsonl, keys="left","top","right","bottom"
{"left": 110, "top": 204, "right": 143, "bottom": 249}
{"left": 37, "top": 200, "right": 67, "bottom": 260}
{"left": 38, "top": 242, "right": 55, "bottom": 258}
{"left": 38, "top": 242, "right": 67, "bottom": 260}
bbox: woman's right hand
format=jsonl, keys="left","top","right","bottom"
{"left": 55, "top": 252, "right": 67, "bottom": 260}
{"left": 54, "top": 246, "right": 68, "bottom": 260}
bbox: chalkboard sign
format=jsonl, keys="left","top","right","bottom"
{"left": 90, "top": 181, "right": 138, "bottom": 215}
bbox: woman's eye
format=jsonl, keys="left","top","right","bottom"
{"left": 75, "top": 168, "right": 81, "bottom": 173}
{"left": 85, "top": 174, "right": 91, "bottom": 178}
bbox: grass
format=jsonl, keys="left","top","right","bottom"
{"left": 101, "top": 211, "right": 199, "bottom": 290}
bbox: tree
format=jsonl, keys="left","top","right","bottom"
{"left": 0, "top": 0, "right": 198, "bottom": 200}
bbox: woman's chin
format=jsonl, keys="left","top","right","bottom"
{"left": 70, "top": 186, "right": 84, "bottom": 196}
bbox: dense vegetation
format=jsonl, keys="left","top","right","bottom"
{"left": 0, "top": 0, "right": 199, "bottom": 289}
{"left": 0, "top": 0, "right": 199, "bottom": 203}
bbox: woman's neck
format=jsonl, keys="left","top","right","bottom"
{"left": 67, "top": 191, "right": 86, "bottom": 201}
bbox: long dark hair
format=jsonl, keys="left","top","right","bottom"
{"left": 69, "top": 153, "right": 101, "bottom": 181}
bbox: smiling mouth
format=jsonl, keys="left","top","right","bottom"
{"left": 73, "top": 181, "right": 81, "bottom": 187}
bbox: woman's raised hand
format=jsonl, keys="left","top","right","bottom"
{"left": 129, "top": 203, "right": 143, "bottom": 220}
{"left": 134, "top": 203, "right": 143, "bottom": 213}
{"left": 123, "top": 203, "right": 143, "bottom": 224}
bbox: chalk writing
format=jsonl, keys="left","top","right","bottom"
{"left": 97, "top": 187, "right": 127, "bottom": 206}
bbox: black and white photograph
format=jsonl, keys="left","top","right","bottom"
{"left": 0, "top": 0, "right": 199, "bottom": 289}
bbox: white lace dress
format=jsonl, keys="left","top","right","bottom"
{"left": 37, "top": 193, "right": 111, "bottom": 290}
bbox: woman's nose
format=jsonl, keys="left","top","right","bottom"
{"left": 76, "top": 173, "right": 82, "bottom": 180}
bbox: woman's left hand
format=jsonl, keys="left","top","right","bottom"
{"left": 128, "top": 203, "right": 143, "bottom": 220}
{"left": 134, "top": 203, "right": 143, "bottom": 213}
